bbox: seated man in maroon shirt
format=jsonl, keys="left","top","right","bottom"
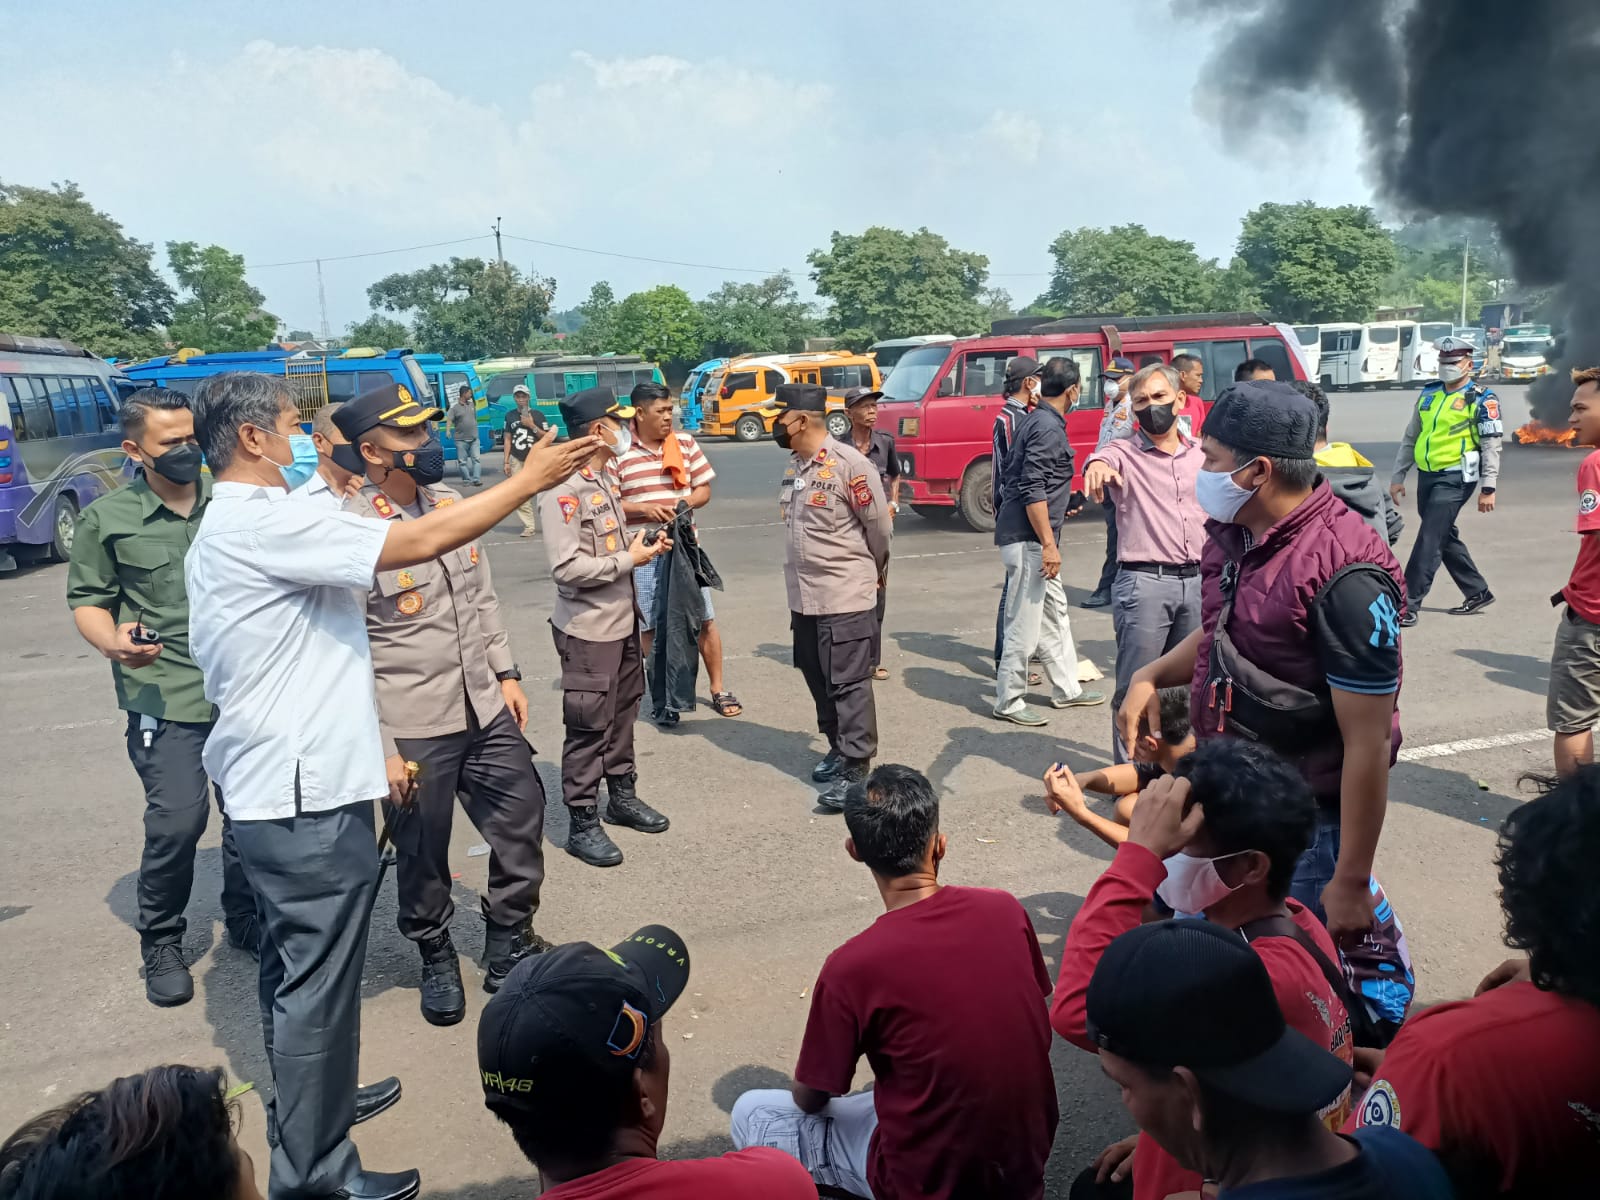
{"left": 730, "top": 764, "right": 1058, "bottom": 1200}
{"left": 477, "top": 924, "right": 815, "bottom": 1200}
{"left": 1348, "top": 768, "right": 1600, "bottom": 1195}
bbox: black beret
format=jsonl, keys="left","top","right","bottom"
{"left": 1204, "top": 381, "right": 1318, "bottom": 461}
{"left": 558, "top": 386, "right": 633, "bottom": 432}
{"left": 331, "top": 380, "right": 443, "bottom": 441}
{"left": 770, "top": 382, "right": 828, "bottom": 413}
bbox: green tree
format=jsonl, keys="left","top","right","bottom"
{"left": 566, "top": 281, "right": 618, "bottom": 354}
{"left": 367, "top": 257, "right": 555, "bottom": 359}
{"left": 285, "top": 328, "right": 316, "bottom": 342}
{"left": 1038, "top": 224, "right": 1217, "bottom": 316}
{"left": 1234, "top": 202, "right": 1397, "bottom": 323}
{"left": 345, "top": 313, "right": 411, "bottom": 349}
{"left": 1208, "top": 257, "right": 1264, "bottom": 312}
{"left": 808, "top": 226, "right": 989, "bottom": 342}
{"left": 696, "top": 273, "right": 817, "bottom": 357}
{"left": 608, "top": 285, "right": 704, "bottom": 367}
{"left": 1381, "top": 219, "right": 1509, "bottom": 323}
{"left": 165, "top": 241, "right": 277, "bottom": 352}
{"left": 0, "top": 180, "right": 173, "bottom": 358}
{"left": 977, "top": 286, "right": 1016, "bottom": 328}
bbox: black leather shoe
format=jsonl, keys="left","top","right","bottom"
{"left": 483, "top": 919, "right": 554, "bottom": 994}
{"left": 605, "top": 773, "right": 670, "bottom": 833}
{"left": 1080, "top": 590, "right": 1112, "bottom": 609}
{"left": 818, "top": 759, "right": 870, "bottom": 812}
{"left": 226, "top": 916, "right": 260, "bottom": 959}
{"left": 142, "top": 944, "right": 193, "bottom": 1007}
{"left": 811, "top": 747, "right": 843, "bottom": 782}
{"left": 332, "top": 1168, "right": 421, "bottom": 1200}
{"left": 567, "top": 804, "right": 624, "bottom": 867}
{"left": 417, "top": 934, "right": 465, "bottom": 1027}
{"left": 354, "top": 1077, "right": 402, "bottom": 1125}
{"left": 1448, "top": 590, "right": 1495, "bottom": 616}
{"left": 1399, "top": 609, "right": 1419, "bottom": 628}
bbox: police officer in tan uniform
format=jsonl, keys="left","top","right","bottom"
{"left": 770, "top": 383, "right": 892, "bottom": 809}
{"left": 538, "top": 386, "right": 672, "bottom": 868}
{"left": 334, "top": 384, "right": 552, "bottom": 1029}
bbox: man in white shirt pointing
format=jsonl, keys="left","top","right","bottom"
{"left": 185, "top": 373, "right": 594, "bottom": 1200}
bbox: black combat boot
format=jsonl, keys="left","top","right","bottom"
{"left": 818, "top": 759, "right": 870, "bottom": 812}
{"left": 417, "top": 933, "right": 465, "bottom": 1027}
{"left": 811, "top": 745, "right": 844, "bottom": 782}
{"left": 604, "top": 773, "right": 670, "bottom": 833}
{"left": 483, "top": 918, "right": 555, "bottom": 994}
{"left": 567, "top": 804, "right": 625, "bottom": 867}
{"left": 142, "top": 943, "right": 194, "bottom": 1007}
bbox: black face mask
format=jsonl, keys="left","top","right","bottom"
{"left": 1136, "top": 403, "right": 1177, "bottom": 436}
{"left": 774, "top": 423, "right": 794, "bottom": 450}
{"left": 147, "top": 443, "right": 202, "bottom": 484}
{"left": 329, "top": 444, "right": 366, "bottom": 476}
{"left": 391, "top": 436, "right": 446, "bottom": 485}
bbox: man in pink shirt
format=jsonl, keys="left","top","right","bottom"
{"left": 1084, "top": 362, "right": 1206, "bottom": 761}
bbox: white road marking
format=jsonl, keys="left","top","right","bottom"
{"left": 1397, "top": 728, "right": 1547, "bottom": 762}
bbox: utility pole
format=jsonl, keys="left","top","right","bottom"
{"left": 1459, "top": 236, "right": 1470, "bottom": 328}
{"left": 316, "top": 258, "right": 331, "bottom": 342}
{"left": 493, "top": 217, "right": 503, "bottom": 265}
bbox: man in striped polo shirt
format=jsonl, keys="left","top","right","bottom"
{"left": 617, "top": 381, "right": 742, "bottom": 723}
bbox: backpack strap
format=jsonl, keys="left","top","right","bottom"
{"left": 1238, "top": 914, "right": 1361, "bottom": 1026}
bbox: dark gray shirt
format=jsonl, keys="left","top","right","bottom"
{"left": 995, "top": 404, "right": 1073, "bottom": 546}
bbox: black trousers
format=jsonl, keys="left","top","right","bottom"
{"left": 1404, "top": 470, "right": 1488, "bottom": 608}
{"left": 553, "top": 624, "right": 645, "bottom": 807}
{"left": 1094, "top": 495, "right": 1120, "bottom": 595}
{"left": 233, "top": 798, "right": 376, "bottom": 1199}
{"left": 124, "top": 713, "right": 254, "bottom": 948}
{"left": 792, "top": 610, "right": 878, "bottom": 761}
{"left": 389, "top": 705, "right": 545, "bottom": 942}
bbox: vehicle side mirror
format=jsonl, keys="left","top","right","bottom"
{"left": 937, "top": 376, "right": 955, "bottom": 397}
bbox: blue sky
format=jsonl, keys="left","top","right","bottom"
{"left": 7, "top": 0, "right": 1370, "bottom": 334}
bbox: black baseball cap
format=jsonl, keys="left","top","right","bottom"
{"left": 1203, "top": 381, "right": 1318, "bottom": 461}
{"left": 1086, "top": 920, "right": 1351, "bottom": 1114}
{"left": 331, "top": 380, "right": 444, "bottom": 440}
{"left": 558, "top": 386, "right": 635, "bottom": 432}
{"left": 843, "top": 386, "right": 883, "bottom": 408}
{"left": 767, "top": 382, "right": 829, "bottom": 414}
{"left": 1004, "top": 356, "right": 1043, "bottom": 386}
{"left": 478, "top": 925, "right": 690, "bottom": 1116}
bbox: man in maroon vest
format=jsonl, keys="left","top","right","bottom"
{"left": 1119, "top": 382, "right": 1406, "bottom": 945}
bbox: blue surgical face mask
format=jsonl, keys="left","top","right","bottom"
{"left": 1195, "top": 464, "right": 1259, "bottom": 523}
{"left": 263, "top": 429, "right": 320, "bottom": 491}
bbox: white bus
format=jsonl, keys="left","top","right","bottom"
{"left": 1317, "top": 323, "right": 1366, "bottom": 389}
{"left": 1362, "top": 321, "right": 1411, "bottom": 386}
{"left": 1293, "top": 325, "right": 1322, "bottom": 380}
{"left": 1412, "top": 322, "right": 1454, "bottom": 382}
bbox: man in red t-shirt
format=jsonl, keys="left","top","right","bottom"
{"left": 1548, "top": 367, "right": 1600, "bottom": 777}
{"left": 477, "top": 924, "right": 814, "bottom": 1200}
{"left": 1348, "top": 768, "right": 1600, "bottom": 1194}
{"left": 730, "top": 765, "right": 1059, "bottom": 1199}
{"left": 1052, "top": 739, "right": 1354, "bottom": 1200}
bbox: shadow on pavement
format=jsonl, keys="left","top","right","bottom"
{"left": 1456, "top": 647, "right": 1549, "bottom": 697}
{"left": 710, "top": 1063, "right": 794, "bottom": 1114}
{"left": 1390, "top": 758, "right": 1524, "bottom": 829}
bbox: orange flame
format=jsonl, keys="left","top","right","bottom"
{"left": 1514, "top": 421, "right": 1577, "bottom": 446}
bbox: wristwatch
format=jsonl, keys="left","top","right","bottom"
{"left": 495, "top": 666, "right": 522, "bottom": 682}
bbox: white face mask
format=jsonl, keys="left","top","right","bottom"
{"left": 1441, "top": 357, "right": 1471, "bottom": 383}
{"left": 1104, "top": 380, "right": 1121, "bottom": 402}
{"left": 1156, "top": 851, "right": 1248, "bottom": 914}
{"left": 604, "top": 420, "right": 633, "bottom": 458}
{"left": 1195, "top": 466, "right": 1258, "bottom": 523}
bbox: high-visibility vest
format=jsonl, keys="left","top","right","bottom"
{"left": 1412, "top": 383, "right": 1481, "bottom": 473}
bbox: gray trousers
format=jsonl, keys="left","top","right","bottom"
{"left": 124, "top": 714, "right": 254, "bottom": 947}
{"left": 232, "top": 798, "right": 378, "bottom": 1200}
{"left": 1111, "top": 567, "right": 1202, "bottom": 761}
{"left": 995, "top": 540, "right": 1082, "bottom": 714}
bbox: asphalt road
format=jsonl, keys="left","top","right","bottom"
{"left": 0, "top": 385, "right": 1575, "bottom": 1198}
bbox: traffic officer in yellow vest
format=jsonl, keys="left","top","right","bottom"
{"left": 1391, "top": 335, "right": 1502, "bottom": 627}
{"left": 539, "top": 386, "right": 672, "bottom": 868}
{"left": 334, "top": 383, "right": 553, "bottom": 1028}
{"left": 770, "top": 382, "right": 892, "bottom": 810}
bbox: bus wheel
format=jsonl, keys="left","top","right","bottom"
{"left": 826, "top": 411, "right": 850, "bottom": 439}
{"left": 50, "top": 496, "right": 80, "bottom": 562}
{"left": 910, "top": 504, "right": 958, "bottom": 522}
{"left": 734, "top": 414, "right": 765, "bottom": 443}
{"left": 956, "top": 461, "right": 996, "bottom": 533}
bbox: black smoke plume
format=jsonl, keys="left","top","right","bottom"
{"left": 1181, "top": 0, "right": 1600, "bottom": 426}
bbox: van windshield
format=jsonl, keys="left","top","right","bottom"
{"left": 882, "top": 344, "right": 953, "bottom": 402}
{"left": 1503, "top": 339, "right": 1548, "bottom": 358}
{"left": 1295, "top": 326, "right": 1319, "bottom": 345}
{"left": 1419, "top": 323, "right": 1454, "bottom": 342}
{"left": 1368, "top": 326, "right": 1399, "bottom": 344}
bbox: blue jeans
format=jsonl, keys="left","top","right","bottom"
{"left": 1289, "top": 806, "right": 1341, "bottom": 920}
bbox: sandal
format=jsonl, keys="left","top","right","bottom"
{"left": 872, "top": 666, "right": 890, "bottom": 680}
{"left": 1029, "top": 670, "right": 1043, "bottom": 687}
{"left": 710, "top": 692, "right": 743, "bottom": 717}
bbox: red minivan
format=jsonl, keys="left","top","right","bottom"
{"left": 878, "top": 313, "right": 1310, "bottom": 531}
